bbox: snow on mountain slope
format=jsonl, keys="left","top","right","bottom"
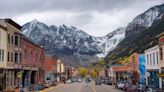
{"left": 96, "top": 27, "right": 125, "bottom": 57}
{"left": 21, "top": 4, "right": 164, "bottom": 66}
{"left": 126, "top": 3, "right": 164, "bottom": 35}
{"left": 21, "top": 20, "right": 125, "bottom": 66}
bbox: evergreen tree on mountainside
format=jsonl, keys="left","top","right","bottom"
{"left": 105, "top": 14, "right": 164, "bottom": 62}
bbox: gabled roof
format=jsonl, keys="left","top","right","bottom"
{"left": 0, "top": 19, "right": 21, "bottom": 30}
{"left": 0, "top": 24, "right": 7, "bottom": 30}
{"left": 21, "top": 34, "right": 44, "bottom": 49}
{"left": 157, "top": 32, "right": 164, "bottom": 38}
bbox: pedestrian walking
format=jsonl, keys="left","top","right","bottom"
{"left": 86, "top": 77, "right": 90, "bottom": 87}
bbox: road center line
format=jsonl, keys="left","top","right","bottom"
{"left": 91, "top": 82, "right": 96, "bottom": 92}
{"left": 76, "top": 84, "right": 82, "bottom": 92}
{"left": 91, "top": 85, "right": 96, "bottom": 92}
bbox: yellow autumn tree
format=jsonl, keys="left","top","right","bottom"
{"left": 91, "top": 70, "right": 97, "bottom": 78}
{"left": 78, "top": 67, "right": 88, "bottom": 78}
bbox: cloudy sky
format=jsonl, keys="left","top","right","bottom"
{"left": 0, "top": 0, "right": 163, "bottom": 37}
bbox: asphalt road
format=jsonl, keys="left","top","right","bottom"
{"left": 47, "top": 81, "right": 123, "bottom": 92}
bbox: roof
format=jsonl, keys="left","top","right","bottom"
{"left": 21, "top": 34, "right": 44, "bottom": 49}
{"left": 0, "top": 19, "right": 21, "bottom": 30}
{"left": 0, "top": 24, "right": 7, "bottom": 30}
{"left": 45, "top": 54, "right": 59, "bottom": 59}
{"left": 107, "top": 63, "right": 123, "bottom": 68}
{"left": 157, "top": 32, "right": 164, "bottom": 38}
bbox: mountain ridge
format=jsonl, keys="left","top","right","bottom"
{"left": 105, "top": 3, "right": 164, "bottom": 63}
{"left": 22, "top": 20, "right": 125, "bottom": 66}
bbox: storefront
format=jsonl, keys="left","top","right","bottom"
{"left": 147, "top": 70, "right": 159, "bottom": 87}
{"left": 158, "top": 69, "right": 164, "bottom": 89}
{"left": 115, "top": 72, "right": 128, "bottom": 81}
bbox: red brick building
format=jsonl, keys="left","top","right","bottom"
{"left": 42, "top": 56, "right": 58, "bottom": 83}
{"left": 21, "top": 35, "right": 45, "bottom": 87}
{"left": 42, "top": 56, "right": 67, "bottom": 83}
{"left": 42, "top": 56, "right": 57, "bottom": 72}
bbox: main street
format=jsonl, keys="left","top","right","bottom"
{"left": 43, "top": 82, "right": 123, "bottom": 92}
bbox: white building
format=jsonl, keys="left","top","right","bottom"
{"left": 157, "top": 32, "right": 164, "bottom": 89}
{"left": 145, "top": 45, "right": 160, "bottom": 87}
{"left": 57, "top": 59, "right": 65, "bottom": 82}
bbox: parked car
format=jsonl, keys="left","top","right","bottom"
{"left": 66, "top": 79, "right": 72, "bottom": 83}
{"left": 126, "top": 85, "right": 138, "bottom": 92}
{"left": 77, "top": 78, "right": 82, "bottom": 82}
{"left": 95, "top": 78, "right": 101, "bottom": 85}
{"left": 35, "top": 84, "right": 46, "bottom": 91}
{"left": 135, "top": 85, "right": 146, "bottom": 92}
{"left": 145, "top": 85, "right": 159, "bottom": 92}
{"left": 101, "top": 78, "right": 105, "bottom": 83}
{"left": 122, "top": 82, "right": 129, "bottom": 91}
{"left": 43, "top": 83, "right": 50, "bottom": 88}
{"left": 104, "top": 79, "right": 112, "bottom": 85}
{"left": 117, "top": 81, "right": 126, "bottom": 89}
{"left": 72, "top": 77, "right": 78, "bottom": 82}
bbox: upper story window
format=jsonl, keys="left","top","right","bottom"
{"left": 147, "top": 54, "right": 149, "bottom": 65}
{"left": 15, "top": 52, "right": 21, "bottom": 64}
{"left": 11, "top": 35, "right": 14, "bottom": 45}
{"left": 0, "top": 49, "right": 4, "bottom": 62}
{"left": 0, "top": 50, "right": 1, "bottom": 62}
{"left": 160, "top": 47, "right": 163, "bottom": 60}
{"left": 8, "top": 34, "right": 10, "bottom": 45}
{"left": 11, "top": 52, "right": 13, "bottom": 62}
{"left": 15, "top": 52, "right": 18, "bottom": 63}
{"left": 7, "top": 51, "right": 10, "bottom": 62}
{"left": 2, "top": 50, "right": 4, "bottom": 62}
{"left": 150, "top": 54, "right": 152, "bottom": 65}
{"left": 0, "top": 31, "right": 1, "bottom": 44}
{"left": 153, "top": 53, "right": 155, "bottom": 65}
{"left": 14, "top": 35, "right": 19, "bottom": 46}
{"left": 156, "top": 52, "right": 159, "bottom": 64}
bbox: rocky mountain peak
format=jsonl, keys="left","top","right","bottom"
{"left": 126, "top": 3, "right": 164, "bottom": 36}
{"left": 22, "top": 20, "right": 125, "bottom": 66}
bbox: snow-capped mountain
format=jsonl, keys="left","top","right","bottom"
{"left": 22, "top": 20, "right": 125, "bottom": 66}
{"left": 126, "top": 3, "right": 164, "bottom": 36}
{"left": 105, "top": 3, "right": 164, "bottom": 61}
{"left": 96, "top": 27, "right": 125, "bottom": 57}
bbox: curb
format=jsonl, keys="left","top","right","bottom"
{"left": 39, "top": 85, "right": 61, "bottom": 92}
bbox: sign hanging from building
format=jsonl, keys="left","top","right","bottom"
{"left": 158, "top": 74, "right": 164, "bottom": 77}
{"left": 138, "top": 54, "right": 146, "bottom": 85}
{"left": 17, "top": 71, "right": 23, "bottom": 78}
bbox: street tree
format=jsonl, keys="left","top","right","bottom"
{"left": 78, "top": 67, "right": 88, "bottom": 78}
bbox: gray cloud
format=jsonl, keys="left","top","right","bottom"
{"left": 0, "top": 0, "right": 163, "bottom": 36}
{"left": 0, "top": 0, "right": 159, "bottom": 16}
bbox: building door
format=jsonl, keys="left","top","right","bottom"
{"left": 22, "top": 70, "right": 30, "bottom": 87}
{"left": 31, "top": 71, "right": 36, "bottom": 84}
